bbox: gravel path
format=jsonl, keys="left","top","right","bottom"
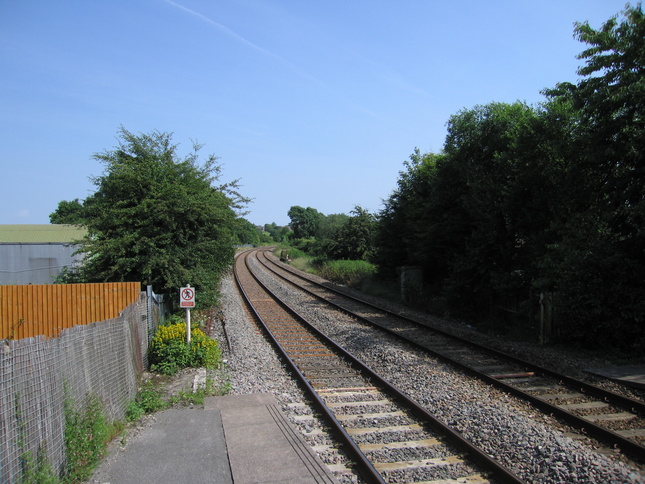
{"left": 212, "top": 263, "right": 645, "bottom": 484}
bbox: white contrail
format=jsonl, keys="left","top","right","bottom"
{"left": 164, "top": 0, "right": 386, "bottom": 120}
{"left": 164, "top": 0, "right": 325, "bottom": 87}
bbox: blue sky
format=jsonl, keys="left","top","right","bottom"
{"left": 0, "top": 1, "right": 630, "bottom": 227}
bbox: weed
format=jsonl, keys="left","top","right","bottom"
{"left": 125, "top": 400, "right": 145, "bottom": 422}
{"left": 19, "top": 443, "right": 60, "bottom": 484}
{"left": 126, "top": 381, "right": 168, "bottom": 421}
{"left": 63, "top": 394, "right": 109, "bottom": 483}
{"left": 15, "top": 394, "right": 61, "bottom": 483}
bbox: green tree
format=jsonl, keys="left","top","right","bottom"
{"left": 263, "top": 222, "right": 291, "bottom": 243}
{"left": 323, "top": 206, "right": 375, "bottom": 261}
{"left": 373, "top": 150, "right": 441, "bottom": 278}
{"left": 376, "top": 103, "right": 569, "bottom": 321}
{"left": 546, "top": 3, "right": 644, "bottom": 252}
{"left": 233, "top": 218, "right": 261, "bottom": 246}
{"left": 538, "top": 3, "right": 645, "bottom": 349}
{"left": 49, "top": 198, "right": 87, "bottom": 225}
{"left": 287, "top": 206, "right": 323, "bottom": 239}
{"left": 77, "top": 127, "right": 247, "bottom": 308}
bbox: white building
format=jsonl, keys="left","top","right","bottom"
{"left": 0, "top": 224, "right": 86, "bottom": 285}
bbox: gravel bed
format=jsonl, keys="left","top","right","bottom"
{"left": 213, "top": 262, "right": 645, "bottom": 484}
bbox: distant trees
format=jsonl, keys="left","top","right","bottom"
{"left": 286, "top": 205, "right": 376, "bottom": 261}
{"left": 321, "top": 206, "right": 376, "bottom": 261}
{"left": 373, "top": 3, "right": 645, "bottom": 352}
{"left": 50, "top": 199, "right": 86, "bottom": 225}
{"left": 52, "top": 127, "right": 248, "bottom": 308}
{"left": 233, "top": 219, "right": 261, "bottom": 246}
{"left": 263, "top": 222, "right": 291, "bottom": 243}
{"left": 287, "top": 206, "right": 324, "bottom": 239}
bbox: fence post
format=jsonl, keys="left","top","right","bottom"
{"left": 539, "top": 292, "right": 553, "bottom": 345}
{"left": 147, "top": 285, "right": 153, "bottom": 343}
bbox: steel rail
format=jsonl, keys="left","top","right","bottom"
{"left": 236, "top": 249, "right": 526, "bottom": 484}
{"left": 256, "top": 248, "right": 645, "bottom": 461}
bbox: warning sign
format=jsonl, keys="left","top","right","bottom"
{"left": 180, "top": 286, "right": 195, "bottom": 308}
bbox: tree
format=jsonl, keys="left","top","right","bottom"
{"left": 323, "top": 206, "right": 375, "bottom": 261}
{"left": 233, "top": 218, "right": 261, "bottom": 246}
{"left": 263, "top": 222, "right": 291, "bottom": 243}
{"left": 287, "top": 206, "right": 323, "bottom": 239}
{"left": 49, "top": 199, "right": 87, "bottom": 225}
{"left": 538, "top": 3, "right": 645, "bottom": 349}
{"left": 76, "top": 127, "right": 247, "bottom": 308}
{"left": 544, "top": 4, "right": 644, "bottom": 249}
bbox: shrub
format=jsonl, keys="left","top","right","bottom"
{"left": 149, "top": 322, "right": 221, "bottom": 375}
{"left": 318, "top": 260, "right": 377, "bottom": 287}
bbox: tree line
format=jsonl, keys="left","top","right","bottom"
{"left": 286, "top": 4, "right": 645, "bottom": 352}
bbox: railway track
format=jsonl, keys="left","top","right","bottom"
{"left": 253, "top": 248, "right": 645, "bottom": 464}
{"left": 235, "top": 249, "right": 524, "bottom": 484}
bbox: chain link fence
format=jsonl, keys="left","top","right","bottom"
{"left": 0, "top": 290, "right": 164, "bottom": 483}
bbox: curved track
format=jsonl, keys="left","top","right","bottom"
{"left": 235, "top": 249, "right": 524, "bottom": 484}
{"left": 254, "top": 248, "right": 645, "bottom": 463}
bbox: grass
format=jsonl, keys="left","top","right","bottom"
{"left": 126, "top": 369, "right": 230, "bottom": 422}
{"left": 273, "top": 245, "right": 402, "bottom": 302}
{"left": 317, "top": 259, "right": 377, "bottom": 287}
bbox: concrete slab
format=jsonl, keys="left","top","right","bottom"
{"left": 585, "top": 364, "right": 645, "bottom": 390}
{"left": 204, "top": 392, "right": 278, "bottom": 410}
{"left": 88, "top": 407, "right": 232, "bottom": 484}
{"left": 205, "top": 393, "right": 337, "bottom": 484}
{"left": 90, "top": 394, "right": 337, "bottom": 484}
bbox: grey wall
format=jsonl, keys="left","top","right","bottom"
{"left": 0, "top": 243, "right": 83, "bottom": 285}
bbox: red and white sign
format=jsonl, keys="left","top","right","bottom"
{"left": 180, "top": 286, "right": 195, "bottom": 308}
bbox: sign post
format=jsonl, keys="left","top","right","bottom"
{"left": 179, "top": 285, "right": 195, "bottom": 344}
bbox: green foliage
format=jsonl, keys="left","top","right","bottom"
{"left": 289, "top": 237, "right": 318, "bottom": 254}
{"left": 372, "top": 4, "right": 645, "bottom": 352}
{"left": 320, "top": 206, "right": 376, "bottom": 261}
{"left": 125, "top": 400, "right": 145, "bottom": 422}
{"left": 233, "top": 218, "right": 261, "bottom": 246}
{"left": 49, "top": 199, "right": 86, "bottom": 225}
{"left": 126, "top": 381, "right": 168, "bottom": 421}
{"left": 317, "top": 260, "right": 377, "bottom": 287}
{"left": 63, "top": 394, "right": 109, "bottom": 483}
{"left": 70, "top": 127, "right": 249, "bottom": 308}
{"left": 287, "top": 206, "right": 323, "bottom": 238}
{"left": 19, "top": 444, "right": 60, "bottom": 484}
{"left": 149, "top": 322, "right": 222, "bottom": 375}
{"left": 263, "top": 222, "right": 292, "bottom": 243}
{"left": 544, "top": 3, "right": 645, "bottom": 251}
{"left": 53, "top": 266, "right": 83, "bottom": 284}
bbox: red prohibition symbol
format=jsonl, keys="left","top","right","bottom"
{"left": 182, "top": 288, "right": 194, "bottom": 300}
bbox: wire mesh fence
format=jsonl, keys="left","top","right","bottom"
{"left": 0, "top": 291, "right": 159, "bottom": 483}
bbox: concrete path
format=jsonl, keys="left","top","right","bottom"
{"left": 88, "top": 393, "right": 337, "bottom": 484}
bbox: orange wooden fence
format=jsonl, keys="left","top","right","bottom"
{"left": 0, "top": 282, "right": 141, "bottom": 340}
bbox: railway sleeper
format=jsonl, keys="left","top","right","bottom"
{"left": 373, "top": 454, "right": 463, "bottom": 471}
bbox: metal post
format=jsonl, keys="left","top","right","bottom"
{"left": 186, "top": 284, "right": 191, "bottom": 345}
